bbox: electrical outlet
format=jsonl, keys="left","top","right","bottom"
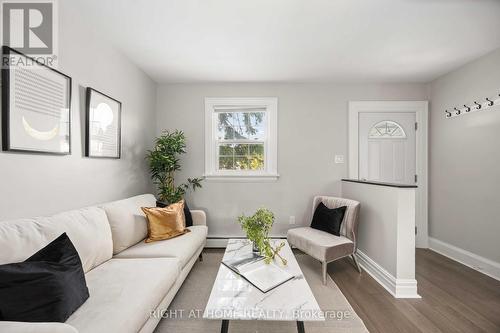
{"left": 334, "top": 155, "right": 344, "bottom": 164}
{"left": 289, "top": 216, "right": 296, "bottom": 224}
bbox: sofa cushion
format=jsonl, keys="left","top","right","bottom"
{"left": 287, "top": 227, "right": 354, "bottom": 262}
{"left": 183, "top": 202, "right": 194, "bottom": 227}
{"left": 0, "top": 233, "right": 89, "bottom": 323}
{"left": 66, "top": 257, "right": 180, "bottom": 333}
{"left": 114, "top": 225, "right": 207, "bottom": 268}
{"left": 0, "top": 321, "right": 78, "bottom": 333}
{"left": 142, "top": 201, "right": 189, "bottom": 243}
{"left": 101, "top": 194, "right": 156, "bottom": 254}
{"left": 0, "top": 207, "right": 112, "bottom": 273}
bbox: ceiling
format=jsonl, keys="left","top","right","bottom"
{"left": 74, "top": 0, "right": 500, "bottom": 84}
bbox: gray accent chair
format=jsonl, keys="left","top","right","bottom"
{"left": 287, "top": 196, "right": 361, "bottom": 285}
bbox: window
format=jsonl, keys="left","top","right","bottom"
{"left": 205, "top": 98, "right": 278, "bottom": 181}
{"left": 368, "top": 121, "right": 406, "bottom": 139}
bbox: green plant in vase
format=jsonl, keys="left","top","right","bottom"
{"left": 237, "top": 208, "right": 287, "bottom": 265}
{"left": 146, "top": 130, "right": 203, "bottom": 204}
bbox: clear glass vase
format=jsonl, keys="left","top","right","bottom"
{"left": 252, "top": 241, "right": 259, "bottom": 253}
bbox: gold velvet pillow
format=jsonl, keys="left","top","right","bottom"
{"left": 141, "top": 200, "right": 190, "bottom": 243}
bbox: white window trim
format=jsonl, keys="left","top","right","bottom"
{"left": 204, "top": 97, "right": 279, "bottom": 182}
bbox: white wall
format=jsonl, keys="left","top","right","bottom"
{"left": 156, "top": 83, "right": 428, "bottom": 237}
{"left": 342, "top": 181, "right": 418, "bottom": 298}
{"left": 0, "top": 1, "right": 157, "bottom": 220}
{"left": 429, "top": 48, "right": 500, "bottom": 266}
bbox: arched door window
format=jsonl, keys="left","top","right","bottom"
{"left": 369, "top": 121, "right": 406, "bottom": 139}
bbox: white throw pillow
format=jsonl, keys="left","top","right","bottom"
{"left": 101, "top": 194, "right": 156, "bottom": 254}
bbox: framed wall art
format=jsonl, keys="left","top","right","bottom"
{"left": 85, "top": 87, "right": 121, "bottom": 158}
{"left": 1, "top": 46, "right": 72, "bottom": 154}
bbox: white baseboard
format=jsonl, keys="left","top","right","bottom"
{"left": 207, "top": 239, "right": 421, "bottom": 298}
{"left": 356, "top": 250, "right": 420, "bottom": 299}
{"left": 428, "top": 237, "right": 500, "bottom": 281}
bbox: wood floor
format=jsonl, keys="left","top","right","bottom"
{"left": 328, "top": 249, "right": 500, "bottom": 333}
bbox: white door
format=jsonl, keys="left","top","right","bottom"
{"left": 359, "top": 112, "right": 416, "bottom": 184}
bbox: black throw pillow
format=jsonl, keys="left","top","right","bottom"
{"left": 0, "top": 233, "right": 89, "bottom": 322}
{"left": 310, "top": 202, "right": 347, "bottom": 236}
{"left": 183, "top": 201, "right": 193, "bottom": 227}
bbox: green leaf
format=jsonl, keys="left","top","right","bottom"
{"left": 146, "top": 129, "right": 204, "bottom": 203}
{"left": 237, "top": 208, "right": 285, "bottom": 265}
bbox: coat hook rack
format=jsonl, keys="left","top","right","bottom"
{"left": 445, "top": 91, "right": 500, "bottom": 119}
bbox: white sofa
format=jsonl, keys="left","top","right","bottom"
{"left": 0, "top": 194, "right": 207, "bottom": 333}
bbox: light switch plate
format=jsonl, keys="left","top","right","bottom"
{"left": 334, "top": 155, "right": 344, "bottom": 164}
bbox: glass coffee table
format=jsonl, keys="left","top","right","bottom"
{"left": 203, "top": 239, "right": 324, "bottom": 333}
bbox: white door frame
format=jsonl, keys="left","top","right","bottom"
{"left": 348, "top": 101, "right": 429, "bottom": 248}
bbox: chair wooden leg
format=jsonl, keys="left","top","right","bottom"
{"left": 322, "top": 261, "right": 327, "bottom": 285}
{"left": 199, "top": 252, "right": 203, "bottom": 262}
{"left": 351, "top": 254, "right": 361, "bottom": 273}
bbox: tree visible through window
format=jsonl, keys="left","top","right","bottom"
{"left": 205, "top": 97, "right": 278, "bottom": 180}
{"left": 217, "top": 111, "right": 266, "bottom": 171}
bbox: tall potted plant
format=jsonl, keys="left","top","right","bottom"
{"left": 146, "top": 130, "right": 203, "bottom": 204}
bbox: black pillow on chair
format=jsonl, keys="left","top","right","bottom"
{"left": 310, "top": 202, "right": 347, "bottom": 236}
{"left": 0, "top": 233, "right": 89, "bottom": 322}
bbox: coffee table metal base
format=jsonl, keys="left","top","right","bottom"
{"left": 297, "top": 320, "right": 305, "bottom": 333}
{"left": 220, "top": 319, "right": 229, "bottom": 333}
{"left": 220, "top": 320, "right": 305, "bottom": 333}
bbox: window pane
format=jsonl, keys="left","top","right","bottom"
{"left": 217, "top": 112, "right": 266, "bottom": 141}
{"left": 248, "top": 144, "right": 264, "bottom": 170}
{"left": 233, "top": 143, "right": 248, "bottom": 155}
{"left": 217, "top": 113, "right": 235, "bottom": 140}
{"left": 232, "top": 112, "right": 266, "bottom": 140}
{"left": 219, "top": 144, "right": 234, "bottom": 155}
{"left": 248, "top": 155, "right": 264, "bottom": 170}
{"left": 234, "top": 157, "right": 249, "bottom": 170}
{"left": 247, "top": 112, "right": 266, "bottom": 140}
{"left": 249, "top": 144, "right": 264, "bottom": 155}
{"left": 218, "top": 143, "right": 265, "bottom": 171}
{"left": 218, "top": 156, "right": 234, "bottom": 170}
{"left": 369, "top": 121, "right": 406, "bottom": 139}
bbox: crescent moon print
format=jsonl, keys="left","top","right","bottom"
{"left": 1, "top": 47, "right": 72, "bottom": 154}
{"left": 22, "top": 116, "right": 59, "bottom": 141}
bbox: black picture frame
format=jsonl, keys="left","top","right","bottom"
{"left": 1, "top": 46, "right": 72, "bottom": 155}
{"left": 85, "top": 87, "right": 122, "bottom": 159}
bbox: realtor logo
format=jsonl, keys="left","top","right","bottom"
{"left": 1, "top": 0, "right": 58, "bottom": 65}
